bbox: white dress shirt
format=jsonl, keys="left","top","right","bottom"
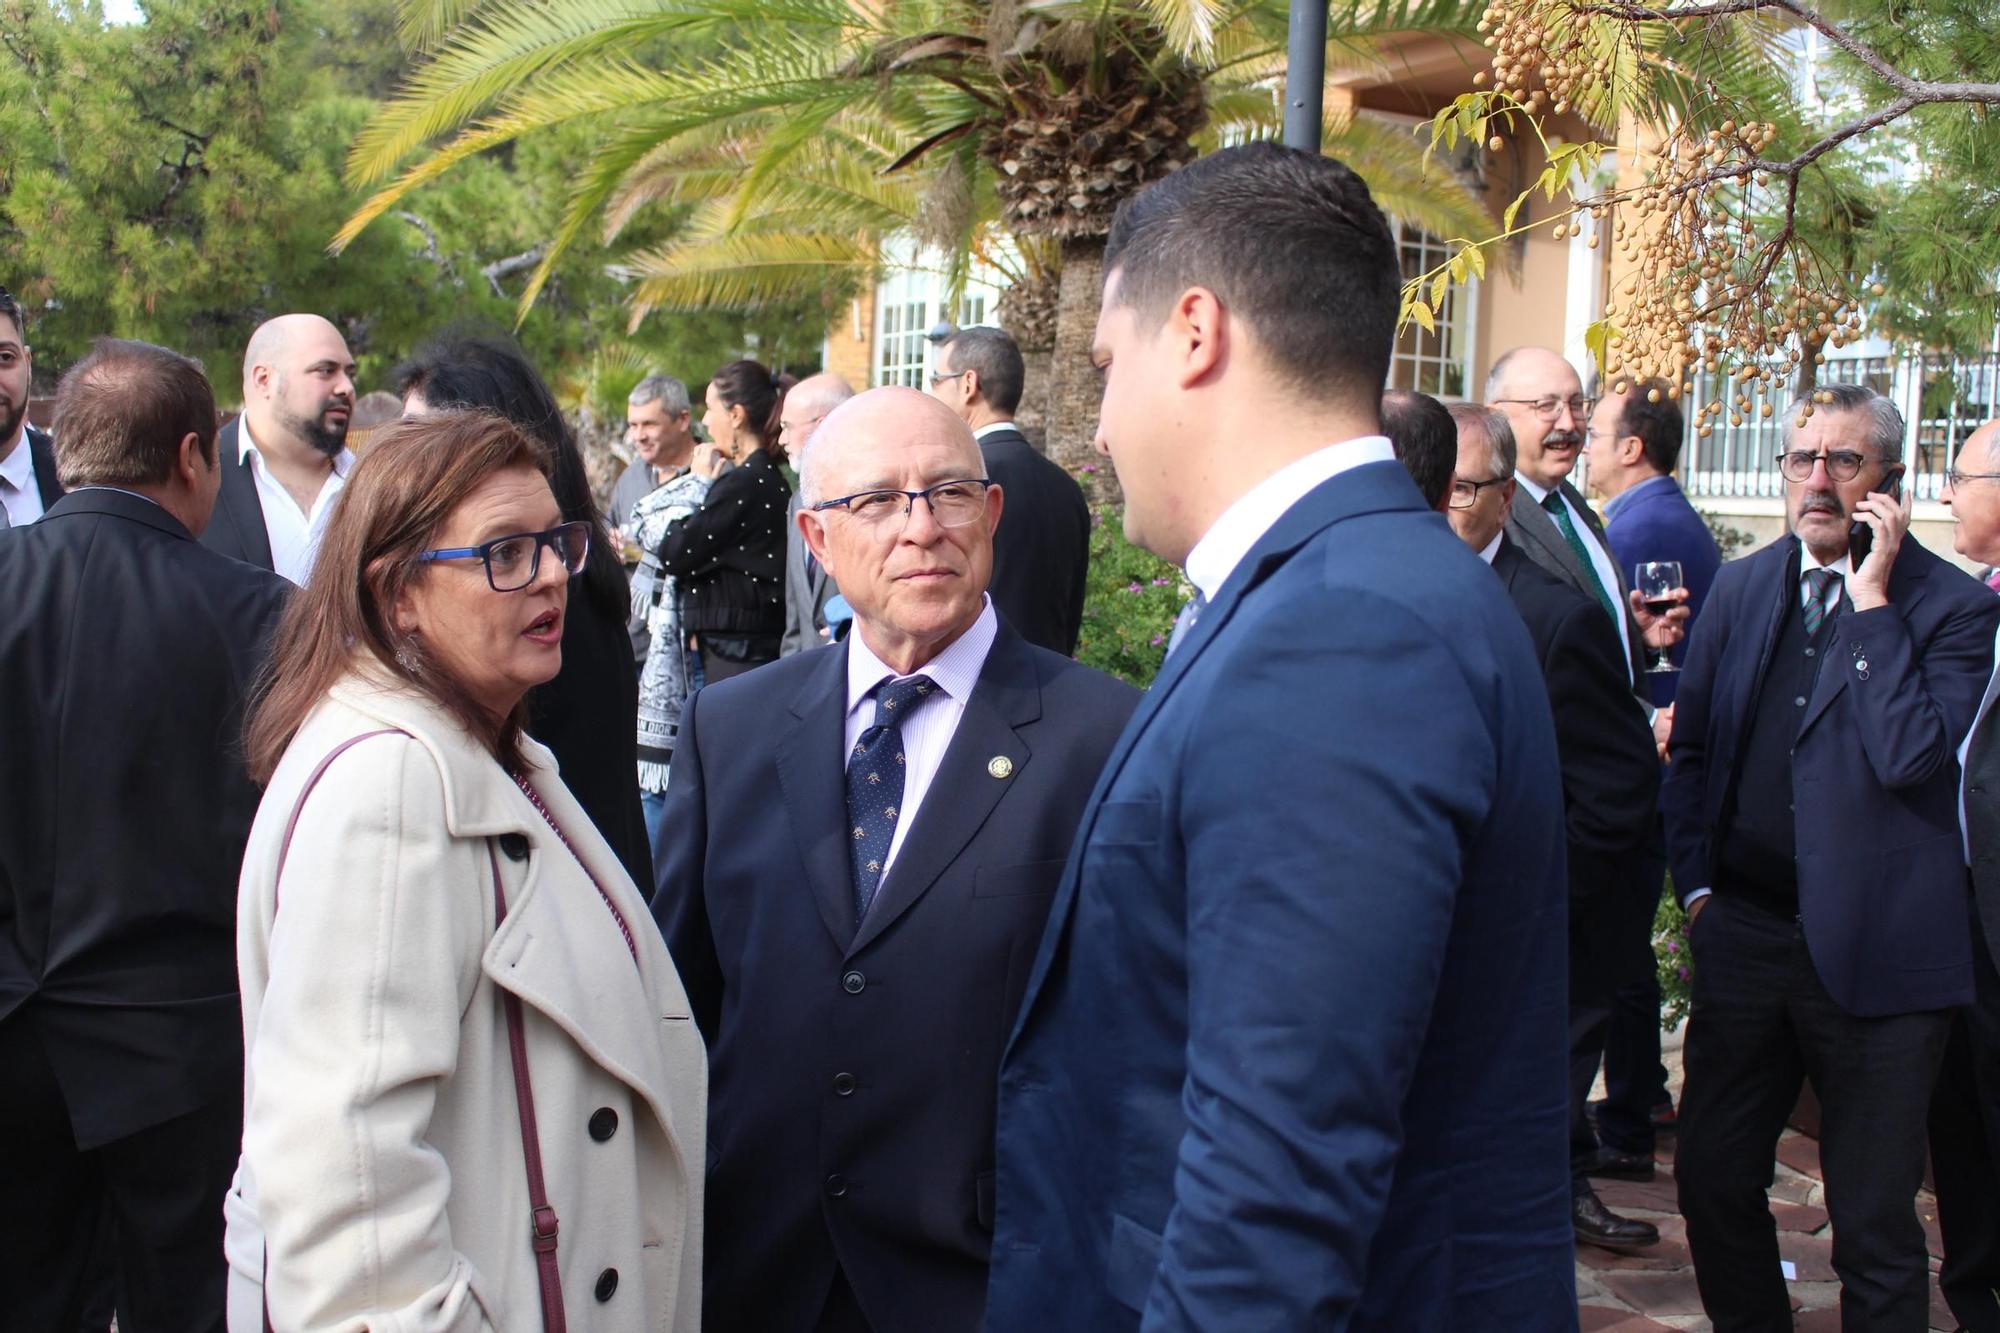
{"left": 240, "top": 419, "right": 354, "bottom": 585}
{"left": 1478, "top": 531, "right": 1503, "bottom": 565}
{"left": 844, "top": 598, "right": 999, "bottom": 887}
{"left": 1183, "top": 435, "right": 1397, "bottom": 603}
{"left": 971, "top": 421, "right": 1018, "bottom": 442}
{"left": 0, "top": 428, "right": 46, "bottom": 526}
{"left": 1514, "top": 472, "right": 1635, "bottom": 668}
{"left": 1957, "top": 615, "right": 2000, "bottom": 862}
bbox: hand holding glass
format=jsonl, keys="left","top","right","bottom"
{"left": 1635, "top": 561, "right": 1685, "bottom": 673}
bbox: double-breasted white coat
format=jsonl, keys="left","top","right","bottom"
{"left": 225, "top": 672, "right": 705, "bottom": 1331}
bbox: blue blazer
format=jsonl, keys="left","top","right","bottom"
{"left": 1602, "top": 476, "right": 1722, "bottom": 705}
{"left": 1662, "top": 534, "right": 1998, "bottom": 1016}
{"left": 988, "top": 462, "right": 1578, "bottom": 1332}
{"left": 652, "top": 618, "right": 1137, "bottom": 1333}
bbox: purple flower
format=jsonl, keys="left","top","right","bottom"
{"left": 1150, "top": 634, "right": 1166, "bottom": 646}
{"left": 1127, "top": 582, "right": 1143, "bottom": 593}
{"left": 1677, "top": 967, "right": 1690, "bottom": 981}
{"left": 1666, "top": 941, "right": 1678, "bottom": 953}
{"left": 1152, "top": 577, "right": 1171, "bottom": 586}
{"left": 1081, "top": 464, "right": 1100, "bottom": 474}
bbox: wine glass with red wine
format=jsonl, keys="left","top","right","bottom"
{"left": 1635, "top": 561, "right": 1685, "bottom": 674}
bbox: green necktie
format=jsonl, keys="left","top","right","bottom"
{"left": 1540, "top": 490, "right": 1619, "bottom": 625}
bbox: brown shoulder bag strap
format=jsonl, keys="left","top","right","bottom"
{"left": 261, "top": 729, "right": 567, "bottom": 1332}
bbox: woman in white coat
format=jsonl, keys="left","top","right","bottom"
{"left": 227, "top": 410, "right": 705, "bottom": 1331}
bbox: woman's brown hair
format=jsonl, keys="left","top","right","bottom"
{"left": 244, "top": 410, "right": 552, "bottom": 783}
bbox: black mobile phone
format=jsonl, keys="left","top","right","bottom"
{"left": 1848, "top": 467, "right": 1905, "bottom": 563}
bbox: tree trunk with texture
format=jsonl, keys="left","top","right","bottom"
{"left": 1046, "top": 236, "right": 1115, "bottom": 503}
{"left": 1014, "top": 347, "right": 1052, "bottom": 451}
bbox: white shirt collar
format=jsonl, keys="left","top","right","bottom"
{"left": 971, "top": 421, "right": 1017, "bottom": 441}
{"left": 1183, "top": 436, "right": 1395, "bottom": 602}
{"left": 239, "top": 414, "right": 355, "bottom": 480}
{"left": 1478, "top": 530, "right": 1503, "bottom": 565}
{"left": 1802, "top": 546, "right": 1853, "bottom": 580}
{"left": 845, "top": 597, "right": 999, "bottom": 715}
{"left": 1514, "top": 471, "right": 1555, "bottom": 504}
{"left": 0, "top": 426, "right": 34, "bottom": 492}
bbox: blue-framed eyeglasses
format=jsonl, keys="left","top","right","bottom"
{"left": 416, "top": 521, "right": 591, "bottom": 592}
{"left": 809, "top": 478, "right": 994, "bottom": 529}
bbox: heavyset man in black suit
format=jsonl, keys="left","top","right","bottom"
{"left": 1666, "top": 384, "right": 1998, "bottom": 1330}
{"left": 0, "top": 286, "right": 63, "bottom": 526}
{"left": 651, "top": 386, "right": 1137, "bottom": 1332}
{"left": 927, "top": 326, "right": 1092, "bottom": 655}
{"left": 0, "top": 338, "right": 291, "bottom": 1329}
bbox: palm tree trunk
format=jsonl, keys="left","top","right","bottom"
{"left": 1014, "top": 348, "right": 1052, "bottom": 450}
{"left": 1047, "top": 235, "right": 1116, "bottom": 501}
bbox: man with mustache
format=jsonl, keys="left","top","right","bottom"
{"left": 1665, "top": 384, "right": 1996, "bottom": 1330}
{"left": 0, "top": 285, "right": 63, "bottom": 527}
{"left": 651, "top": 386, "right": 1137, "bottom": 1332}
{"left": 200, "top": 312, "right": 357, "bottom": 584}
{"left": 1490, "top": 346, "right": 1685, "bottom": 1250}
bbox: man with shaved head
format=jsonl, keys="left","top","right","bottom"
{"left": 780, "top": 370, "right": 856, "bottom": 656}
{"left": 651, "top": 385, "right": 1136, "bottom": 1333}
{"left": 200, "top": 312, "right": 357, "bottom": 583}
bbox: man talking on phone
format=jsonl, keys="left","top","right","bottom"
{"left": 1663, "top": 382, "right": 1997, "bottom": 1331}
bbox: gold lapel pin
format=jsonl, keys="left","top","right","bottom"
{"left": 987, "top": 755, "right": 1014, "bottom": 780}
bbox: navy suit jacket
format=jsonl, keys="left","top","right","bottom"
{"left": 1602, "top": 475, "right": 1722, "bottom": 705}
{"left": 989, "top": 462, "right": 1577, "bottom": 1331}
{"left": 652, "top": 619, "right": 1137, "bottom": 1333}
{"left": 1663, "top": 533, "right": 1998, "bottom": 1016}
{"left": 0, "top": 489, "right": 288, "bottom": 1147}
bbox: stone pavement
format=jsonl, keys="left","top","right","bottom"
{"left": 1576, "top": 1027, "right": 1955, "bottom": 1330}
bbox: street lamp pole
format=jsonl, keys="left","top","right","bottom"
{"left": 1283, "top": 0, "right": 1329, "bottom": 151}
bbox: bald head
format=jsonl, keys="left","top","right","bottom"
{"left": 240, "top": 313, "right": 356, "bottom": 461}
{"left": 800, "top": 386, "right": 979, "bottom": 504}
{"left": 1484, "top": 345, "right": 1586, "bottom": 491}
{"left": 780, "top": 372, "right": 857, "bottom": 466}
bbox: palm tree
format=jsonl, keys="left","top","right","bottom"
{"left": 340, "top": 0, "right": 1500, "bottom": 474}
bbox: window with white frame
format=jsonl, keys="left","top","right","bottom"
{"left": 1390, "top": 221, "right": 1476, "bottom": 397}
{"left": 871, "top": 238, "right": 1004, "bottom": 388}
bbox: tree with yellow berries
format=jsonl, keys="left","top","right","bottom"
{"left": 1405, "top": 0, "right": 2000, "bottom": 425}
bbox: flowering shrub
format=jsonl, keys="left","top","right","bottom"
{"left": 1654, "top": 885, "right": 1694, "bottom": 1031}
{"left": 1075, "top": 501, "right": 1188, "bottom": 688}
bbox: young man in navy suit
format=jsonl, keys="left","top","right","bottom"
{"left": 1665, "top": 384, "right": 1997, "bottom": 1330}
{"left": 987, "top": 143, "right": 1577, "bottom": 1330}
{"left": 651, "top": 387, "right": 1136, "bottom": 1333}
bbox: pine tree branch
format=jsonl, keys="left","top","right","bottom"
{"left": 482, "top": 244, "right": 549, "bottom": 297}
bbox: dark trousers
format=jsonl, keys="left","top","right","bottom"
{"left": 816, "top": 1266, "right": 874, "bottom": 1333}
{"left": 1930, "top": 902, "right": 2000, "bottom": 1333}
{"left": 0, "top": 1015, "right": 237, "bottom": 1333}
{"left": 1676, "top": 893, "right": 1951, "bottom": 1333}
{"left": 1570, "top": 853, "right": 1665, "bottom": 1183}
{"left": 1598, "top": 877, "right": 1672, "bottom": 1157}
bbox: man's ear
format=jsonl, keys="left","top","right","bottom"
{"left": 1620, "top": 434, "right": 1647, "bottom": 467}
{"left": 175, "top": 431, "right": 206, "bottom": 488}
{"left": 1166, "top": 286, "right": 1226, "bottom": 389}
{"left": 799, "top": 506, "right": 833, "bottom": 567}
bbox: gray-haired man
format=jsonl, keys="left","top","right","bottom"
{"left": 612, "top": 373, "right": 696, "bottom": 663}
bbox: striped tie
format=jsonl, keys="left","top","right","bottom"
{"left": 1801, "top": 567, "right": 1841, "bottom": 635}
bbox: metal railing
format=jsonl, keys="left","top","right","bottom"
{"left": 1681, "top": 351, "right": 2000, "bottom": 503}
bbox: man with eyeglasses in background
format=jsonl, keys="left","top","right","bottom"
{"left": 779, "top": 372, "right": 856, "bottom": 656}
{"left": 1933, "top": 417, "right": 2000, "bottom": 1332}
{"left": 651, "top": 386, "right": 1137, "bottom": 1333}
{"left": 1664, "top": 384, "right": 1996, "bottom": 1330}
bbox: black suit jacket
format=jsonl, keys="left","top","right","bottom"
{"left": 199, "top": 417, "right": 275, "bottom": 570}
{"left": 981, "top": 427, "right": 1091, "bottom": 655}
{"left": 1493, "top": 535, "right": 1660, "bottom": 897}
{"left": 25, "top": 424, "right": 64, "bottom": 511}
{"left": 652, "top": 622, "right": 1138, "bottom": 1333}
{"left": 0, "top": 489, "right": 289, "bottom": 1148}
{"left": 1507, "top": 478, "right": 1648, "bottom": 688}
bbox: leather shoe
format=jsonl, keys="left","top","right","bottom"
{"left": 1573, "top": 1189, "right": 1660, "bottom": 1251}
{"left": 1576, "top": 1145, "right": 1655, "bottom": 1181}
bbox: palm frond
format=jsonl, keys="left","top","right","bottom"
{"left": 622, "top": 231, "right": 878, "bottom": 317}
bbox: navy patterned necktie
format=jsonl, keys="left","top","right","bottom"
{"left": 1802, "top": 567, "right": 1841, "bottom": 635}
{"left": 846, "top": 674, "right": 936, "bottom": 924}
{"left": 1165, "top": 590, "right": 1207, "bottom": 659}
